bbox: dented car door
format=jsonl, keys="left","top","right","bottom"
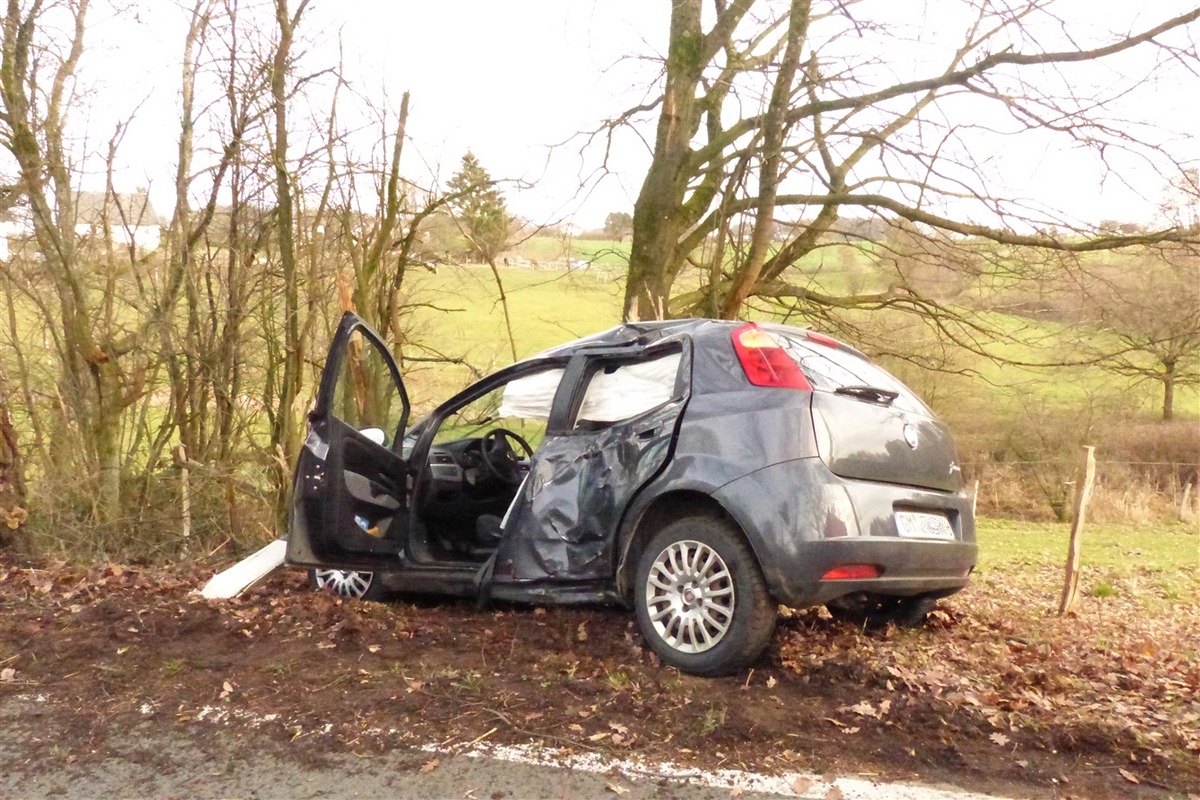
{"left": 492, "top": 341, "right": 690, "bottom": 585}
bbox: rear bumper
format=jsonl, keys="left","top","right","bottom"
{"left": 711, "top": 457, "right": 977, "bottom": 608}
{"left": 768, "top": 538, "right": 975, "bottom": 607}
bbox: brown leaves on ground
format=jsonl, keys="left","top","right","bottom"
{"left": 0, "top": 553, "right": 1195, "bottom": 800}
{"left": 777, "top": 562, "right": 1200, "bottom": 784}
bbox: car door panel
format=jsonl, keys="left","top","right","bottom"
{"left": 287, "top": 312, "right": 410, "bottom": 571}
{"left": 492, "top": 343, "right": 690, "bottom": 584}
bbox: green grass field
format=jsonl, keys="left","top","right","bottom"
{"left": 397, "top": 263, "right": 624, "bottom": 409}
{"left": 396, "top": 239, "right": 1197, "bottom": 421}
{"left": 976, "top": 518, "right": 1198, "bottom": 607}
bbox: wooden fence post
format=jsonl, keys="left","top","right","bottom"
{"left": 1058, "top": 446, "right": 1096, "bottom": 615}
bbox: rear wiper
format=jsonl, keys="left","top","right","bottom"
{"left": 835, "top": 385, "right": 899, "bottom": 405}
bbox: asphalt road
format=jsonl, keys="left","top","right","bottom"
{"left": 0, "top": 695, "right": 1006, "bottom": 800}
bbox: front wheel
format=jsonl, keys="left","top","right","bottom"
{"left": 633, "top": 516, "right": 776, "bottom": 677}
{"left": 309, "top": 568, "right": 386, "bottom": 601}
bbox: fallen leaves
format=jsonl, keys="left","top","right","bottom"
{"left": 842, "top": 699, "right": 890, "bottom": 719}
{"left": 777, "top": 560, "right": 1200, "bottom": 781}
{"left": 0, "top": 549, "right": 1196, "bottom": 799}
{"left": 791, "top": 776, "right": 813, "bottom": 794}
{"left": 2, "top": 505, "right": 28, "bottom": 530}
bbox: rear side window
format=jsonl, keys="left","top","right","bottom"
{"left": 772, "top": 332, "right": 929, "bottom": 415}
{"left": 575, "top": 351, "right": 682, "bottom": 428}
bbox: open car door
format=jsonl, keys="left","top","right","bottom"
{"left": 287, "top": 312, "right": 410, "bottom": 572}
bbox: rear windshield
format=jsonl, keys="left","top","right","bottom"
{"left": 770, "top": 332, "right": 930, "bottom": 415}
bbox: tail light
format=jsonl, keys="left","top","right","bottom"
{"left": 732, "top": 323, "right": 812, "bottom": 390}
{"left": 821, "top": 564, "right": 882, "bottom": 580}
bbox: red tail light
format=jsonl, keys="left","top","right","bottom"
{"left": 821, "top": 564, "right": 882, "bottom": 580}
{"left": 732, "top": 324, "right": 812, "bottom": 390}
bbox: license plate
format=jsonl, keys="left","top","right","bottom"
{"left": 895, "top": 511, "right": 955, "bottom": 540}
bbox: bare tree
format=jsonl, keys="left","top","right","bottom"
{"left": 0, "top": 364, "right": 27, "bottom": 548}
{"left": 616, "top": 1, "right": 1200, "bottom": 325}
{"left": 0, "top": 0, "right": 147, "bottom": 520}
{"left": 264, "top": 0, "right": 310, "bottom": 513}
{"left": 1079, "top": 247, "right": 1200, "bottom": 421}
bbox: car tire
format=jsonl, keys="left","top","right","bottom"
{"left": 826, "top": 594, "right": 936, "bottom": 629}
{"left": 633, "top": 516, "right": 776, "bottom": 677}
{"left": 308, "top": 568, "right": 386, "bottom": 601}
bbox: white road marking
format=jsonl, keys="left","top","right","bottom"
{"left": 429, "top": 741, "right": 1004, "bottom": 800}
{"left": 169, "top": 698, "right": 1006, "bottom": 799}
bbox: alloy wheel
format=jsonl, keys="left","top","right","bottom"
{"left": 644, "top": 539, "right": 736, "bottom": 654}
{"left": 312, "top": 569, "right": 374, "bottom": 599}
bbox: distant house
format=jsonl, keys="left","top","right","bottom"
{"left": 74, "top": 189, "right": 164, "bottom": 252}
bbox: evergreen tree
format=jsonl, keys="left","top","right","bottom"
{"left": 446, "top": 152, "right": 509, "bottom": 264}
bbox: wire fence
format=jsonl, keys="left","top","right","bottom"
{"left": 961, "top": 457, "right": 1198, "bottom": 524}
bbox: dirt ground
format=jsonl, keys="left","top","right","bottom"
{"left": 0, "top": 555, "right": 1196, "bottom": 800}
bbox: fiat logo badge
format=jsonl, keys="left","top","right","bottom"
{"left": 903, "top": 423, "right": 919, "bottom": 449}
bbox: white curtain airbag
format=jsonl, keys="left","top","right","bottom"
{"left": 498, "top": 368, "right": 565, "bottom": 420}
{"left": 577, "top": 352, "right": 681, "bottom": 423}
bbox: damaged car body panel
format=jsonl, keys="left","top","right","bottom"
{"left": 290, "top": 312, "right": 978, "bottom": 676}
{"left": 494, "top": 344, "right": 689, "bottom": 594}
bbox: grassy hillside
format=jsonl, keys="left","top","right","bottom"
{"left": 404, "top": 240, "right": 1197, "bottom": 423}
{"left": 399, "top": 264, "right": 625, "bottom": 409}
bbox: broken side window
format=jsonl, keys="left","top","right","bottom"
{"left": 574, "top": 351, "right": 682, "bottom": 429}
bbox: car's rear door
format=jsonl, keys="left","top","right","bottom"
{"left": 287, "top": 312, "right": 411, "bottom": 572}
{"left": 495, "top": 341, "right": 690, "bottom": 582}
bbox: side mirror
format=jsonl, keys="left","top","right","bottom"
{"left": 358, "top": 427, "right": 386, "bottom": 446}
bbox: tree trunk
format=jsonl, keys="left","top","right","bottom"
{"left": 269, "top": 0, "right": 310, "bottom": 526}
{"left": 93, "top": 367, "right": 124, "bottom": 522}
{"left": 624, "top": 0, "right": 706, "bottom": 321}
{"left": 0, "top": 366, "right": 28, "bottom": 550}
{"left": 1162, "top": 360, "right": 1176, "bottom": 421}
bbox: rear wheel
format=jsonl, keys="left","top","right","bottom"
{"left": 308, "top": 568, "right": 385, "bottom": 601}
{"left": 633, "top": 516, "right": 776, "bottom": 677}
{"left": 826, "top": 593, "right": 936, "bottom": 628}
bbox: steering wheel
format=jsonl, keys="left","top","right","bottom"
{"left": 481, "top": 428, "right": 534, "bottom": 483}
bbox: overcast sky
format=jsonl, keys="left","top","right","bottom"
{"left": 75, "top": 0, "right": 1198, "bottom": 230}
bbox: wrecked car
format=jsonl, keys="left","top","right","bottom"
{"left": 287, "top": 312, "right": 977, "bottom": 676}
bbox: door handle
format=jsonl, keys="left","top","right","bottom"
{"left": 636, "top": 426, "right": 661, "bottom": 440}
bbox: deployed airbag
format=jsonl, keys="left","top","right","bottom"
{"left": 577, "top": 353, "right": 681, "bottom": 424}
{"left": 498, "top": 369, "right": 565, "bottom": 420}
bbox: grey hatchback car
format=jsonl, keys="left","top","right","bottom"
{"left": 288, "top": 313, "right": 976, "bottom": 676}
